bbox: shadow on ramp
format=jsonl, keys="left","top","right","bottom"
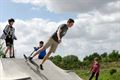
{"left": 26, "top": 62, "right": 48, "bottom": 80}
{"left": 15, "top": 77, "right": 32, "bottom": 80}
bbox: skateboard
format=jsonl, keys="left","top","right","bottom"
{"left": 23, "top": 54, "right": 39, "bottom": 69}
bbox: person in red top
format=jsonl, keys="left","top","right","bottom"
{"left": 89, "top": 57, "right": 100, "bottom": 80}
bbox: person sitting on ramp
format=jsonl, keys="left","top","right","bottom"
{"left": 34, "top": 41, "right": 46, "bottom": 59}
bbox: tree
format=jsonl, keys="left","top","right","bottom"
{"left": 119, "top": 53, "right": 120, "bottom": 61}
{"left": 62, "top": 55, "right": 81, "bottom": 69}
{"left": 101, "top": 52, "right": 107, "bottom": 58}
{"left": 83, "top": 52, "right": 101, "bottom": 68}
{"left": 109, "top": 50, "right": 119, "bottom": 61}
{"left": 0, "top": 40, "right": 4, "bottom": 58}
{"left": 101, "top": 52, "right": 108, "bottom": 62}
{"left": 50, "top": 55, "right": 62, "bottom": 67}
{"left": 52, "top": 55, "right": 62, "bottom": 64}
{"left": 83, "top": 52, "right": 101, "bottom": 62}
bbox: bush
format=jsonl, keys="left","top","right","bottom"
{"left": 0, "top": 41, "right": 4, "bottom": 58}
{"left": 110, "top": 69, "right": 117, "bottom": 75}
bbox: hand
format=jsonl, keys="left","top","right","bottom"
{"left": 8, "top": 35, "right": 12, "bottom": 38}
{"left": 58, "top": 39, "right": 61, "bottom": 43}
{"left": 87, "top": 71, "right": 89, "bottom": 74}
{"left": 14, "top": 37, "right": 17, "bottom": 40}
{"left": 88, "top": 71, "right": 92, "bottom": 74}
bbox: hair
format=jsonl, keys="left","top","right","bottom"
{"left": 8, "top": 18, "right": 15, "bottom": 23}
{"left": 39, "top": 41, "right": 44, "bottom": 44}
{"left": 94, "top": 57, "right": 99, "bottom": 61}
{"left": 67, "top": 18, "right": 74, "bottom": 23}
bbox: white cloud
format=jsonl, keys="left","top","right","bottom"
{"left": 1, "top": 0, "right": 120, "bottom": 60}
{"left": 12, "top": 0, "right": 46, "bottom": 7}
{"left": 60, "top": 10, "right": 120, "bottom": 59}
{"left": 101, "top": 1, "right": 120, "bottom": 14}
{"left": 1, "top": 11, "right": 120, "bottom": 60}
{"left": 12, "top": 0, "right": 118, "bottom": 13}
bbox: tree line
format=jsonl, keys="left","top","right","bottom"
{"left": 50, "top": 50, "right": 120, "bottom": 70}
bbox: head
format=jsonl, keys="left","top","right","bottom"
{"left": 39, "top": 41, "right": 44, "bottom": 47}
{"left": 94, "top": 57, "right": 99, "bottom": 62}
{"left": 8, "top": 18, "right": 15, "bottom": 26}
{"left": 67, "top": 18, "right": 74, "bottom": 28}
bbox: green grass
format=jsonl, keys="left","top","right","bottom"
{"left": 74, "top": 68, "right": 120, "bottom": 80}
{"left": 75, "top": 69, "right": 89, "bottom": 80}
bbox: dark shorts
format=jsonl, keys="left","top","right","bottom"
{"left": 38, "top": 56, "right": 44, "bottom": 59}
{"left": 5, "top": 36, "right": 13, "bottom": 48}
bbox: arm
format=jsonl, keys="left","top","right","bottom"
{"left": 13, "top": 29, "right": 17, "bottom": 40}
{"left": 57, "top": 27, "right": 62, "bottom": 43}
{"left": 3, "top": 25, "right": 9, "bottom": 35}
{"left": 90, "top": 63, "right": 93, "bottom": 73}
{"left": 98, "top": 63, "right": 100, "bottom": 72}
{"left": 34, "top": 47, "right": 39, "bottom": 51}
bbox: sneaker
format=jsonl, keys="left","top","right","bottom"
{"left": 2, "top": 55, "right": 6, "bottom": 58}
{"left": 28, "top": 57, "right": 33, "bottom": 61}
{"left": 10, "top": 56, "right": 14, "bottom": 58}
{"left": 12, "top": 56, "right": 15, "bottom": 58}
{"left": 40, "top": 64, "right": 44, "bottom": 70}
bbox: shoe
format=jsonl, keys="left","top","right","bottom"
{"left": 40, "top": 64, "right": 44, "bottom": 70}
{"left": 10, "top": 56, "right": 14, "bottom": 58}
{"left": 2, "top": 55, "right": 6, "bottom": 58}
{"left": 29, "top": 57, "right": 33, "bottom": 61}
{"left": 12, "top": 56, "right": 15, "bottom": 58}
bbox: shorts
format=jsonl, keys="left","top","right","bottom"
{"left": 44, "top": 38, "right": 58, "bottom": 53}
{"left": 5, "top": 36, "right": 13, "bottom": 48}
{"left": 38, "top": 56, "right": 44, "bottom": 59}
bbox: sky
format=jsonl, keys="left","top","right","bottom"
{"left": 0, "top": 0, "right": 120, "bottom": 60}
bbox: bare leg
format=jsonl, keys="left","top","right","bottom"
{"left": 9, "top": 47, "right": 12, "bottom": 57}
{"left": 5, "top": 47, "right": 9, "bottom": 55}
{"left": 3, "top": 47, "right": 9, "bottom": 58}
{"left": 3, "top": 47, "right": 10, "bottom": 58}
{"left": 39, "top": 41, "right": 54, "bottom": 70}
{"left": 41, "top": 43, "right": 56, "bottom": 65}
{"left": 39, "top": 51, "right": 52, "bottom": 70}
{"left": 41, "top": 51, "right": 52, "bottom": 65}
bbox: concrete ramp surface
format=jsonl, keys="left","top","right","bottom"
{"left": 0, "top": 59, "right": 82, "bottom": 80}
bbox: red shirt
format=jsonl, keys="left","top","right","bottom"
{"left": 91, "top": 62, "right": 100, "bottom": 73}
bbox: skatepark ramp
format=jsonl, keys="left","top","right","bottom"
{"left": 0, "top": 58, "right": 82, "bottom": 80}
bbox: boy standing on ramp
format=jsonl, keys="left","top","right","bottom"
{"left": 29, "top": 18, "right": 74, "bottom": 70}
{"left": 0, "top": 18, "right": 17, "bottom": 58}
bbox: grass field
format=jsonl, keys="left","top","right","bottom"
{"left": 74, "top": 68, "right": 120, "bottom": 80}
